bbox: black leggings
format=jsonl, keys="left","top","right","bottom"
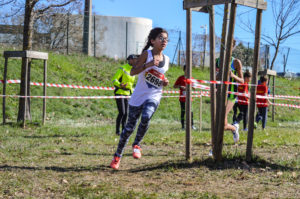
{"left": 115, "top": 96, "right": 128, "bottom": 134}
{"left": 236, "top": 104, "right": 248, "bottom": 130}
{"left": 180, "top": 101, "right": 193, "bottom": 128}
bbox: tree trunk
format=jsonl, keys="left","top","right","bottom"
{"left": 270, "top": 40, "right": 280, "bottom": 70}
{"left": 17, "top": 0, "right": 34, "bottom": 122}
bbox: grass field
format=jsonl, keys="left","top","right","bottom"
{"left": 0, "top": 49, "right": 299, "bottom": 198}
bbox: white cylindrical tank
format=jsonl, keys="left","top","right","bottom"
{"left": 93, "top": 15, "right": 152, "bottom": 59}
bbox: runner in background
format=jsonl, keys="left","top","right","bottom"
{"left": 216, "top": 39, "right": 244, "bottom": 144}
{"left": 112, "top": 54, "right": 138, "bottom": 135}
{"left": 255, "top": 75, "right": 271, "bottom": 129}
{"left": 110, "top": 27, "right": 170, "bottom": 170}
{"left": 233, "top": 71, "right": 251, "bottom": 131}
{"left": 173, "top": 65, "right": 196, "bottom": 130}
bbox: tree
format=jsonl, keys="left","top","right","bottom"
{"left": 232, "top": 42, "right": 254, "bottom": 68}
{"left": 1, "top": 0, "right": 81, "bottom": 123}
{"left": 242, "top": 0, "right": 300, "bottom": 70}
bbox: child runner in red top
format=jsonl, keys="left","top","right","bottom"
{"left": 233, "top": 71, "right": 251, "bottom": 131}
{"left": 110, "top": 28, "right": 170, "bottom": 170}
{"left": 173, "top": 65, "right": 196, "bottom": 130}
{"left": 255, "top": 75, "right": 271, "bottom": 129}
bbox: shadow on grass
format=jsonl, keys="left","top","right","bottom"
{"left": 23, "top": 134, "right": 88, "bottom": 139}
{"left": 129, "top": 155, "right": 299, "bottom": 173}
{"left": 0, "top": 164, "right": 109, "bottom": 172}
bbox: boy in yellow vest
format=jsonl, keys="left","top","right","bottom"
{"left": 112, "top": 54, "right": 138, "bottom": 135}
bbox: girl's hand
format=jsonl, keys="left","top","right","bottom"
{"left": 151, "top": 58, "right": 160, "bottom": 67}
{"left": 162, "top": 77, "right": 169, "bottom": 87}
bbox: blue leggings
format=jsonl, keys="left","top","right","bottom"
{"left": 256, "top": 107, "right": 268, "bottom": 129}
{"left": 115, "top": 99, "right": 159, "bottom": 157}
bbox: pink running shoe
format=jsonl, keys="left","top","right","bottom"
{"left": 132, "top": 145, "right": 142, "bottom": 159}
{"left": 110, "top": 156, "right": 121, "bottom": 170}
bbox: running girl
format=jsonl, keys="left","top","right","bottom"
{"left": 110, "top": 27, "right": 170, "bottom": 170}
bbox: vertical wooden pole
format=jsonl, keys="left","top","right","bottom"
{"left": 186, "top": 8, "right": 192, "bottom": 161}
{"left": 246, "top": 9, "right": 263, "bottom": 162}
{"left": 215, "top": 3, "right": 237, "bottom": 161}
{"left": 272, "top": 76, "right": 275, "bottom": 121}
{"left": 215, "top": 3, "right": 229, "bottom": 158}
{"left": 94, "top": 15, "right": 96, "bottom": 57}
{"left": 199, "top": 95, "right": 202, "bottom": 132}
{"left": 208, "top": 5, "right": 216, "bottom": 150}
{"left": 23, "top": 58, "right": 29, "bottom": 128}
{"left": 2, "top": 57, "right": 8, "bottom": 124}
{"left": 43, "top": 60, "right": 47, "bottom": 125}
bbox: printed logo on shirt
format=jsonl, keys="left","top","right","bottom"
{"left": 145, "top": 69, "right": 165, "bottom": 89}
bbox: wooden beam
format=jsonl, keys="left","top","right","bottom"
{"left": 184, "top": 0, "right": 267, "bottom": 10}
{"left": 246, "top": 9, "right": 263, "bottom": 162}
{"left": 3, "top": 51, "right": 48, "bottom": 60}
{"left": 185, "top": 8, "right": 192, "bottom": 161}
{"left": 258, "top": 69, "right": 277, "bottom": 76}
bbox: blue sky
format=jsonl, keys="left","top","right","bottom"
{"left": 93, "top": 0, "right": 300, "bottom": 72}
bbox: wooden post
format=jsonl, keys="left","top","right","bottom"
{"left": 23, "top": 58, "right": 29, "bottom": 128}
{"left": 208, "top": 5, "right": 216, "bottom": 149}
{"left": 272, "top": 76, "right": 275, "bottom": 121}
{"left": 199, "top": 95, "right": 202, "bottom": 132}
{"left": 215, "top": 3, "right": 237, "bottom": 161}
{"left": 2, "top": 57, "right": 8, "bottom": 124}
{"left": 215, "top": 3, "right": 229, "bottom": 158}
{"left": 43, "top": 60, "right": 47, "bottom": 125}
{"left": 246, "top": 9, "right": 263, "bottom": 162}
{"left": 185, "top": 8, "right": 192, "bottom": 161}
{"left": 94, "top": 15, "right": 96, "bottom": 57}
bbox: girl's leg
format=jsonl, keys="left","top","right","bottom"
{"left": 256, "top": 108, "right": 262, "bottom": 123}
{"left": 262, "top": 107, "right": 268, "bottom": 129}
{"left": 243, "top": 105, "right": 249, "bottom": 130}
{"left": 115, "top": 97, "right": 125, "bottom": 135}
{"left": 121, "top": 98, "right": 129, "bottom": 132}
{"left": 133, "top": 99, "right": 159, "bottom": 147}
{"left": 115, "top": 105, "right": 142, "bottom": 157}
{"left": 180, "top": 101, "right": 185, "bottom": 129}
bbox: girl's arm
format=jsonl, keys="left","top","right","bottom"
{"left": 130, "top": 51, "right": 159, "bottom": 76}
{"left": 231, "top": 59, "right": 244, "bottom": 83}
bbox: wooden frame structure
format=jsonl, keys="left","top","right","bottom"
{"left": 183, "top": 0, "right": 267, "bottom": 161}
{"left": 2, "top": 51, "right": 48, "bottom": 127}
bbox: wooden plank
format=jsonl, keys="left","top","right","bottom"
{"left": 184, "top": 0, "right": 267, "bottom": 10}
{"left": 191, "top": 6, "right": 209, "bottom": 13}
{"left": 3, "top": 51, "right": 48, "bottom": 60}
{"left": 258, "top": 69, "right": 277, "bottom": 76}
{"left": 26, "top": 51, "right": 48, "bottom": 60}
{"left": 185, "top": 8, "right": 192, "bottom": 161}
{"left": 246, "top": 9, "right": 263, "bottom": 162}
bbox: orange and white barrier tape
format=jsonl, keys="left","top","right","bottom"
{"left": 190, "top": 78, "right": 300, "bottom": 90}
{"left": 1, "top": 94, "right": 299, "bottom": 109}
{"left": 1, "top": 79, "right": 299, "bottom": 100}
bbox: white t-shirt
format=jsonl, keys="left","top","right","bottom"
{"left": 129, "top": 50, "right": 169, "bottom": 106}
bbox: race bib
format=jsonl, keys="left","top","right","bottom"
{"left": 145, "top": 69, "right": 165, "bottom": 88}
